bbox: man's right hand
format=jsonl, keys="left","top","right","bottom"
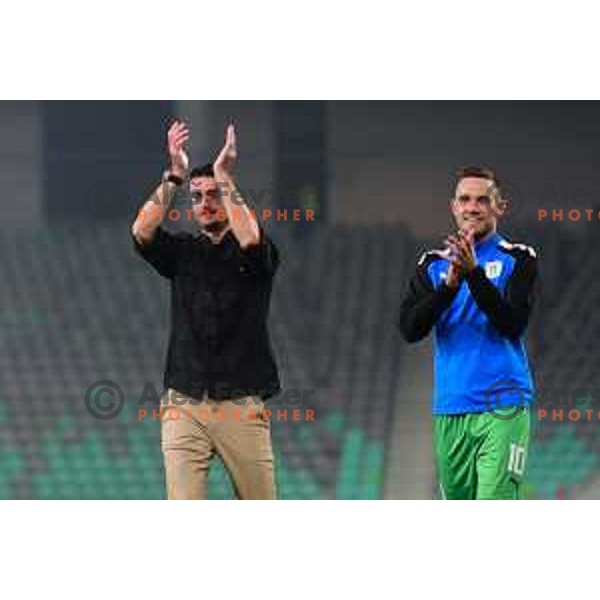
{"left": 445, "top": 259, "right": 463, "bottom": 289}
{"left": 167, "top": 120, "right": 190, "bottom": 178}
{"left": 132, "top": 120, "right": 190, "bottom": 246}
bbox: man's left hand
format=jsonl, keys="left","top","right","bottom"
{"left": 445, "top": 229, "right": 477, "bottom": 273}
{"left": 214, "top": 124, "right": 237, "bottom": 178}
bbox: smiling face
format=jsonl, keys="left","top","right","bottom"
{"left": 451, "top": 176, "right": 504, "bottom": 240}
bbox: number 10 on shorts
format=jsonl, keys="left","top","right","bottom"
{"left": 508, "top": 443, "right": 527, "bottom": 477}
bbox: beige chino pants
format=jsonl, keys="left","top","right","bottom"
{"left": 160, "top": 389, "right": 276, "bottom": 500}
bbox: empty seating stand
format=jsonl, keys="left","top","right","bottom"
{"left": 0, "top": 222, "right": 595, "bottom": 499}
{"left": 0, "top": 223, "right": 410, "bottom": 499}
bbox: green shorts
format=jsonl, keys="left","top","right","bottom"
{"left": 433, "top": 408, "right": 530, "bottom": 500}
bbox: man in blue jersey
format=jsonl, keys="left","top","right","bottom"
{"left": 399, "top": 166, "right": 538, "bottom": 500}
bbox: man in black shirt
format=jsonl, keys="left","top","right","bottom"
{"left": 132, "top": 121, "right": 280, "bottom": 499}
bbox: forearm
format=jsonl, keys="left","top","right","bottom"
{"left": 399, "top": 284, "right": 458, "bottom": 342}
{"left": 465, "top": 267, "right": 529, "bottom": 338}
{"left": 215, "top": 171, "right": 260, "bottom": 248}
{"left": 131, "top": 180, "right": 179, "bottom": 245}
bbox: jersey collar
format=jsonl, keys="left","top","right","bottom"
{"left": 475, "top": 231, "right": 502, "bottom": 252}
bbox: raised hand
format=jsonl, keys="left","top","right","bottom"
{"left": 167, "top": 120, "right": 190, "bottom": 178}
{"left": 214, "top": 124, "right": 237, "bottom": 177}
{"left": 445, "top": 257, "right": 463, "bottom": 289}
{"left": 445, "top": 229, "right": 477, "bottom": 274}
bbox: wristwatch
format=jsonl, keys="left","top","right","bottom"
{"left": 162, "top": 170, "right": 184, "bottom": 187}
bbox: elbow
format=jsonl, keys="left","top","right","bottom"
{"left": 131, "top": 220, "right": 140, "bottom": 241}
{"left": 237, "top": 226, "right": 261, "bottom": 250}
{"left": 492, "top": 320, "right": 527, "bottom": 339}
{"left": 398, "top": 317, "right": 426, "bottom": 344}
{"left": 239, "top": 235, "right": 260, "bottom": 250}
{"left": 131, "top": 220, "right": 152, "bottom": 247}
{"left": 501, "top": 322, "right": 527, "bottom": 340}
{"left": 494, "top": 311, "right": 530, "bottom": 339}
{"left": 401, "top": 329, "right": 425, "bottom": 344}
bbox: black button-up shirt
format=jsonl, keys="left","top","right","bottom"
{"left": 133, "top": 226, "right": 280, "bottom": 400}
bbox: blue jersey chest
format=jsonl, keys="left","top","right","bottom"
{"left": 427, "top": 246, "right": 516, "bottom": 329}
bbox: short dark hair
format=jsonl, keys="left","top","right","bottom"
{"left": 455, "top": 165, "right": 500, "bottom": 190}
{"left": 189, "top": 163, "right": 214, "bottom": 179}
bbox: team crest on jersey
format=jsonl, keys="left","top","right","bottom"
{"left": 485, "top": 260, "right": 502, "bottom": 279}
